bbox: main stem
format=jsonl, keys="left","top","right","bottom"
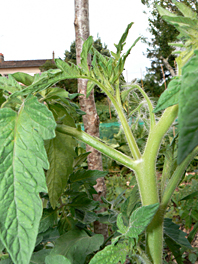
{"left": 136, "top": 105, "right": 178, "bottom": 264}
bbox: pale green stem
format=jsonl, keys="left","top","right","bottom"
{"left": 115, "top": 80, "right": 122, "bottom": 107}
{"left": 135, "top": 104, "right": 178, "bottom": 264}
{"left": 56, "top": 124, "right": 138, "bottom": 171}
{"left": 129, "top": 102, "right": 145, "bottom": 117}
{"left": 131, "top": 84, "right": 156, "bottom": 129}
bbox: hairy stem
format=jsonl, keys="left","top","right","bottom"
{"left": 137, "top": 104, "right": 178, "bottom": 264}
{"left": 56, "top": 124, "right": 137, "bottom": 171}
{"left": 131, "top": 84, "right": 156, "bottom": 129}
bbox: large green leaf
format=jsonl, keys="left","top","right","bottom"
{"left": 45, "top": 255, "right": 71, "bottom": 264}
{"left": 45, "top": 131, "right": 76, "bottom": 209}
{"left": 0, "top": 75, "right": 21, "bottom": 93}
{"left": 177, "top": 50, "right": 198, "bottom": 164}
{"left": 164, "top": 218, "right": 192, "bottom": 249}
{"left": 153, "top": 77, "right": 181, "bottom": 113}
{"left": 126, "top": 203, "right": 159, "bottom": 239}
{"left": 10, "top": 69, "right": 65, "bottom": 98}
{"left": 50, "top": 230, "right": 104, "bottom": 264}
{"left": 45, "top": 104, "right": 76, "bottom": 209}
{"left": 12, "top": 72, "right": 34, "bottom": 86}
{"left": 89, "top": 243, "right": 128, "bottom": 264}
{"left": 0, "top": 95, "right": 56, "bottom": 264}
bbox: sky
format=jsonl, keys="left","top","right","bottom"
{"left": 0, "top": 0, "right": 152, "bottom": 81}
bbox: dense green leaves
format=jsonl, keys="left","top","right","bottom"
{"left": 177, "top": 50, "right": 198, "bottom": 164}
{"left": 50, "top": 230, "right": 104, "bottom": 264}
{"left": 0, "top": 95, "right": 56, "bottom": 264}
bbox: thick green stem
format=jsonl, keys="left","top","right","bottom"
{"left": 136, "top": 105, "right": 178, "bottom": 264}
{"left": 56, "top": 124, "right": 138, "bottom": 171}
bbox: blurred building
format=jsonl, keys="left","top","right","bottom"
{"left": 0, "top": 52, "right": 55, "bottom": 77}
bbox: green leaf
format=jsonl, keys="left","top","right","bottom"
{"left": 30, "top": 249, "right": 51, "bottom": 264}
{"left": 188, "top": 253, "right": 197, "bottom": 263}
{"left": 69, "top": 192, "right": 98, "bottom": 211}
{"left": 80, "top": 36, "right": 93, "bottom": 73}
{"left": 43, "top": 87, "right": 69, "bottom": 101}
{"left": 0, "top": 75, "right": 21, "bottom": 93}
{"left": 0, "top": 258, "right": 13, "bottom": 264}
{"left": 49, "top": 103, "right": 75, "bottom": 127}
{"left": 172, "top": 0, "right": 197, "bottom": 19}
{"left": 122, "top": 36, "right": 141, "bottom": 66}
{"left": 0, "top": 89, "right": 6, "bottom": 107}
{"left": 162, "top": 15, "right": 198, "bottom": 29}
{"left": 45, "top": 103, "right": 76, "bottom": 208}
{"left": 45, "top": 255, "right": 71, "bottom": 264}
{"left": 121, "top": 185, "right": 140, "bottom": 218}
{"left": 177, "top": 51, "right": 198, "bottom": 164}
{"left": 188, "top": 222, "right": 198, "bottom": 243}
{"left": 156, "top": 5, "right": 177, "bottom": 18}
{"left": 73, "top": 151, "right": 91, "bottom": 168}
{"left": 86, "top": 80, "right": 95, "bottom": 98}
{"left": 89, "top": 243, "right": 128, "bottom": 264}
{"left": 0, "top": 95, "right": 56, "bottom": 264}
{"left": 69, "top": 170, "right": 108, "bottom": 183}
{"left": 165, "top": 237, "right": 183, "bottom": 264}
{"left": 12, "top": 72, "right": 34, "bottom": 86}
{"left": 38, "top": 208, "right": 57, "bottom": 234}
{"left": 10, "top": 69, "right": 65, "bottom": 98}
{"left": 45, "top": 131, "right": 76, "bottom": 209}
{"left": 127, "top": 203, "right": 159, "bottom": 239}
{"left": 153, "top": 77, "right": 181, "bottom": 113}
{"left": 114, "top": 22, "right": 134, "bottom": 58}
{"left": 179, "top": 191, "right": 198, "bottom": 201}
{"left": 117, "top": 213, "right": 128, "bottom": 234}
{"left": 50, "top": 230, "right": 104, "bottom": 264}
{"left": 55, "top": 59, "right": 82, "bottom": 79}
{"left": 164, "top": 218, "right": 192, "bottom": 249}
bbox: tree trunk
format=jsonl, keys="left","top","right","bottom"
{"left": 160, "top": 56, "right": 176, "bottom": 77}
{"left": 74, "top": 0, "right": 108, "bottom": 238}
